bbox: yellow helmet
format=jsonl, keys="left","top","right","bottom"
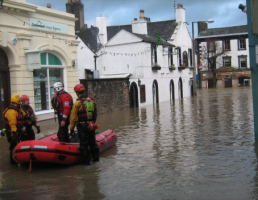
{"left": 11, "top": 94, "right": 21, "bottom": 105}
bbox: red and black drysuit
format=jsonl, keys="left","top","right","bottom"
{"left": 21, "top": 105, "right": 39, "bottom": 140}
{"left": 51, "top": 91, "right": 73, "bottom": 142}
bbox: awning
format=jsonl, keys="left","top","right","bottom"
{"left": 100, "top": 73, "right": 131, "bottom": 79}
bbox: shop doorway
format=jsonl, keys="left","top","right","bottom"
{"left": 0, "top": 48, "right": 10, "bottom": 130}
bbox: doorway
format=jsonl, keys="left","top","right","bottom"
{"left": 152, "top": 80, "right": 159, "bottom": 104}
{"left": 129, "top": 82, "right": 138, "bottom": 108}
{"left": 0, "top": 48, "right": 10, "bottom": 129}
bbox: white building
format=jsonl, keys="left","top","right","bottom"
{"left": 196, "top": 25, "right": 251, "bottom": 88}
{"left": 77, "top": 4, "right": 194, "bottom": 107}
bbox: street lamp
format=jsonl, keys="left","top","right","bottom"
{"left": 192, "top": 19, "right": 214, "bottom": 95}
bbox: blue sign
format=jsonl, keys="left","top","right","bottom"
{"left": 13, "top": 38, "right": 17, "bottom": 45}
{"left": 30, "top": 18, "right": 68, "bottom": 34}
{"left": 196, "top": 75, "right": 199, "bottom": 80}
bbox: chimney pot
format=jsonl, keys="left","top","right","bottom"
{"left": 177, "top": 4, "right": 183, "bottom": 8}
{"left": 47, "top": 3, "right": 51, "bottom": 8}
{"left": 140, "top": 9, "right": 144, "bottom": 19}
{"left": 83, "top": 24, "right": 87, "bottom": 28}
{"left": 134, "top": 18, "right": 137, "bottom": 21}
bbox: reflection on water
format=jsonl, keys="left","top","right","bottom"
{"left": 0, "top": 87, "right": 258, "bottom": 200}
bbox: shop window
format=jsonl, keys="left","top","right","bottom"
{"left": 238, "top": 39, "right": 246, "bottom": 50}
{"left": 238, "top": 56, "right": 247, "bottom": 68}
{"left": 33, "top": 53, "right": 63, "bottom": 112}
{"left": 223, "top": 40, "right": 231, "bottom": 51}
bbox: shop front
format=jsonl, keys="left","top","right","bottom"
{"left": 0, "top": 0, "right": 79, "bottom": 127}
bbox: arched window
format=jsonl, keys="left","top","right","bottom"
{"left": 33, "top": 53, "right": 64, "bottom": 112}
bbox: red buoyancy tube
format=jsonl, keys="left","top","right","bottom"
{"left": 3, "top": 106, "right": 24, "bottom": 129}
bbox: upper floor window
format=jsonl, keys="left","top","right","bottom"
{"left": 168, "top": 46, "right": 173, "bottom": 67}
{"left": 238, "top": 39, "right": 246, "bottom": 50}
{"left": 223, "top": 40, "right": 231, "bottom": 51}
{"left": 183, "top": 51, "right": 188, "bottom": 67}
{"left": 151, "top": 44, "right": 157, "bottom": 65}
{"left": 238, "top": 55, "right": 247, "bottom": 68}
{"left": 223, "top": 56, "right": 231, "bottom": 67}
{"left": 208, "top": 41, "right": 215, "bottom": 52}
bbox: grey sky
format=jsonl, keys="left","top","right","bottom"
{"left": 26, "top": 0, "right": 247, "bottom": 37}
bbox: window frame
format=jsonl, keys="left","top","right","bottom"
{"left": 223, "top": 56, "right": 232, "bottom": 67}
{"left": 223, "top": 40, "right": 231, "bottom": 51}
{"left": 34, "top": 52, "right": 65, "bottom": 114}
{"left": 238, "top": 55, "right": 247, "bottom": 69}
{"left": 238, "top": 39, "right": 246, "bottom": 50}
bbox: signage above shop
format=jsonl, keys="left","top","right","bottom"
{"left": 25, "top": 49, "right": 42, "bottom": 71}
{"left": 30, "top": 18, "right": 68, "bottom": 34}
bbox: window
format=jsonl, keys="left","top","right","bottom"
{"left": 238, "top": 55, "right": 247, "bottom": 68}
{"left": 168, "top": 46, "right": 173, "bottom": 67}
{"left": 183, "top": 51, "right": 188, "bottom": 67}
{"left": 33, "top": 53, "right": 63, "bottom": 112}
{"left": 188, "top": 49, "right": 192, "bottom": 66}
{"left": 238, "top": 39, "right": 246, "bottom": 50}
{"left": 223, "top": 57, "right": 231, "bottom": 67}
{"left": 223, "top": 40, "right": 231, "bottom": 51}
{"left": 208, "top": 41, "right": 215, "bottom": 52}
{"left": 151, "top": 44, "right": 157, "bottom": 65}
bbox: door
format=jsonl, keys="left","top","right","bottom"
{"left": 0, "top": 48, "right": 10, "bottom": 130}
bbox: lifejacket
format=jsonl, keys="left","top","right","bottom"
{"left": 78, "top": 95, "right": 96, "bottom": 122}
{"left": 21, "top": 105, "right": 35, "bottom": 125}
{"left": 52, "top": 91, "right": 73, "bottom": 112}
{"left": 3, "top": 105, "right": 24, "bottom": 129}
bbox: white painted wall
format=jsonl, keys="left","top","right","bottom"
{"left": 77, "top": 37, "right": 95, "bottom": 79}
{"left": 96, "top": 30, "right": 192, "bottom": 106}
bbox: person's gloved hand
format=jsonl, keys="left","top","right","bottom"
{"left": 70, "top": 129, "right": 75, "bottom": 137}
{"left": 87, "top": 123, "right": 100, "bottom": 131}
{"left": 36, "top": 125, "right": 41, "bottom": 133}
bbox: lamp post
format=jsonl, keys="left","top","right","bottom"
{"left": 192, "top": 19, "right": 214, "bottom": 95}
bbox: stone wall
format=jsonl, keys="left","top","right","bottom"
{"left": 80, "top": 78, "right": 130, "bottom": 114}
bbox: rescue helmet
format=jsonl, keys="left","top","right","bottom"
{"left": 21, "top": 94, "right": 29, "bottom": 101}
{"left": 52, "top": 82, "right": 64, "bottom": 92}
{"left": 11, "top": 94, "right": 21, "bottom": 105}
{"left": 74, "top": 84, "right": 85, "bottom": 94}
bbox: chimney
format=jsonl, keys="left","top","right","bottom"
{"left": 96, "top": 14, "right": 107, "bottom": 46}
{"left": 66, "top": 0, "right": 84, "bottom": 32}
{"left": 198, "top": 22, "right": 208, "bottom": 35}
{"left": 140, "top": 9, "right": 144, "bottom": 20}
{"left": 132, "top": 10, "right": 148, "bottom": 35}
{"left": 176, "top": 3, "right": 185, "bottom": 23}
{"left": 83, "top": 24, "right": 87, "bottom": 28}
{"left": 47, "top": 3, "right": 51, "bottom": 8}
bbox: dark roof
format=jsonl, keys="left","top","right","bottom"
{"left": 78, "top": 20, "right": 177, "bottom": 52}
{"left": 198, "top": 25, "right": 248, "bottom": 37}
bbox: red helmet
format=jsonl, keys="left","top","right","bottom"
{"left": 21, "top": 94, "right": 29, "bottom": 101}
{"left": 74, "top": 84, "right": 85, "bottom": 92}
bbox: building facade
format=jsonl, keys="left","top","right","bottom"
{"left": 196, "top": 25, "right": 251, "bottom": 88}
{"left": 0, "top": 0, "right": 79, "bottom": 128}
{"left": 76, "top": 3, "right": 194, "bottom": 107}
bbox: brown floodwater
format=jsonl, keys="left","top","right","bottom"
{"left": 0, "top": 87, "right": 257, "bottom": 200}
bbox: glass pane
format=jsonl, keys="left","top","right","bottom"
{"left": 49, "top": 68, "right": 64, "bottom": 105}
{"left": 33, "top": 69, "right": 48, "bottom": 111}
{"left": 41, "top": 53, "right": 47, "bottom": 65}
{"left": 48, "top": 53, "right": 62, "bottom": 65}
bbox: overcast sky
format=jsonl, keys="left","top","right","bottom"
{"left": 26, "top": 0, "right": 247, "bottom": 37}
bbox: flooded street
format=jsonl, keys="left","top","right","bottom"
{"left": 0, "top": 87, "right": 257, "bottom": 200}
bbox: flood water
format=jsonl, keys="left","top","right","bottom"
{"left": 0, "top": 87, "right": 257, "bottom": 200}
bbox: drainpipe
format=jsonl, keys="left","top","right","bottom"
{"left": 246, "top": 0, "right": 258, "bottom": 140}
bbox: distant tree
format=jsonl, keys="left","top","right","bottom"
{"left": 201, "top": 38, "right": 225, "bottom": 87}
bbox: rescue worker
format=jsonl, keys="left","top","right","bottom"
{"left": 20, "top": 95, "right": 40, "bottom": 140}
{"left": 3, "top": 94, "right": 24, "bottom": 164}
{"left": 70, "top": 84, "right": 99, "bottom": 165}
{"left": 51, "top": 82, "right": 73, "bottom": 142}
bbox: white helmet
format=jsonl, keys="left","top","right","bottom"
{"left": 52, "top": 82, "right": 64, "bottom": 92}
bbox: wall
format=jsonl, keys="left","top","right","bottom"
{"left": 80, "top": 79, "right": 130, "bottom": 114}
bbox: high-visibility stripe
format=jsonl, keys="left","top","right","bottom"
{"left": 34, "top": 145, "right": 47, "bottom": 149}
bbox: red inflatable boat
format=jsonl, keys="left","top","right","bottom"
{"left": 12, "top": 129, "right": 117, "bottom": 165}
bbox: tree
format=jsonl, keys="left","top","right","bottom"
{"left": 200, "top": 38, "right": 225, "bottom": 87}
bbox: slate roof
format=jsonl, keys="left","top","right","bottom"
{"left": 77, "top": 20, "right": 177, "bottom": 52}
{"left": 198, "top": 25, "right": 248, "bottom": 38}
